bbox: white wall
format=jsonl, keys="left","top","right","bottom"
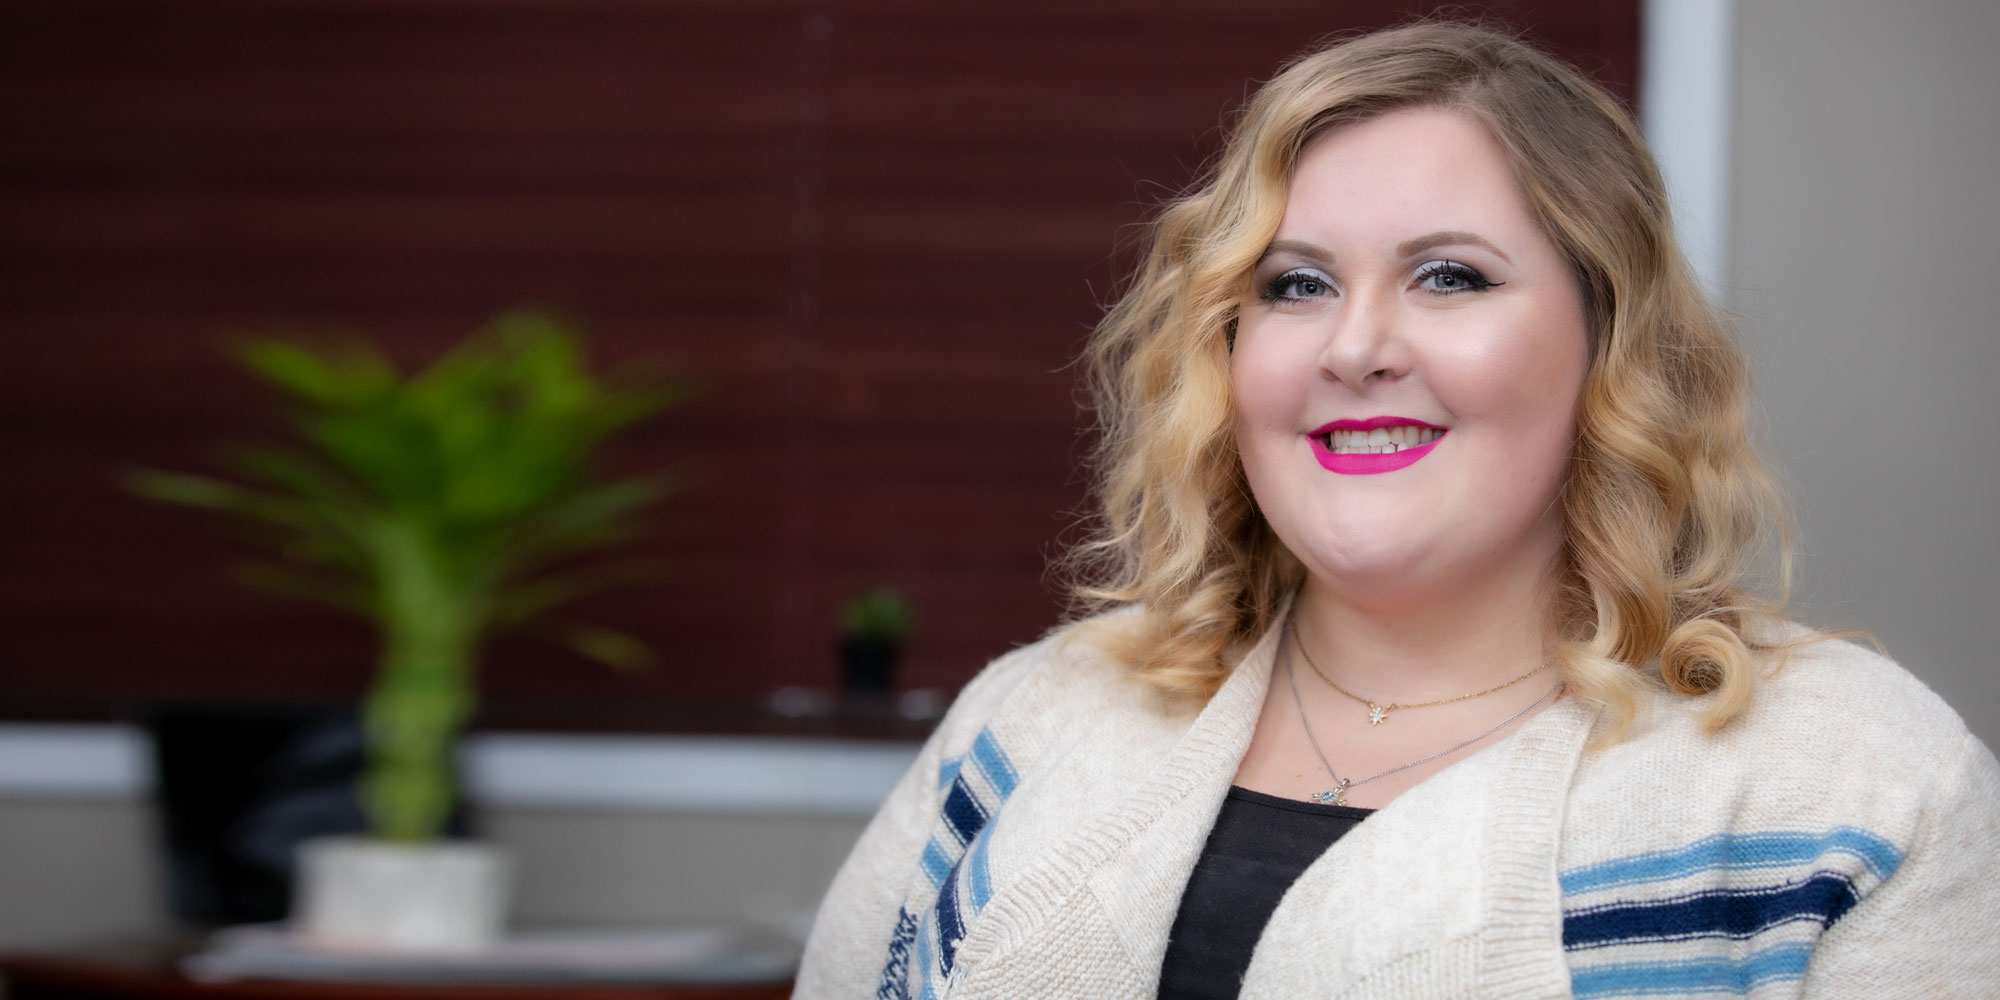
{"left": 0, "top": 794, "right": 868, "bottom": 953}
{"left": 1727, "top": 0, "right": 2000, "bottom": 746}
{"left": 0, "top": 798, "right": 165, "bottom": 950}
{"left": 0, "top": 730, "right": 897, "bottom": 952}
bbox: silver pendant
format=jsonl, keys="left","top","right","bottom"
{"left": 1311, "top": 778, "right": 1352, "bottom": 806}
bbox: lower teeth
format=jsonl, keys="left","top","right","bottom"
{"left": 1318, "top": 435, "right": 1431, "bottom": 455}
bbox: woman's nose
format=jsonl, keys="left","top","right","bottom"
{"left": 1317, "top": 290, "right": 1412, "bottom": 390}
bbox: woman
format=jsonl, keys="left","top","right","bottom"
{"left": 796, "top": 21, "right": 2000, "bottom": 999}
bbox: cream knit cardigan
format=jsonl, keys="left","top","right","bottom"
{"left": 796, "top": 618, "right": 2000, "bottom": 999}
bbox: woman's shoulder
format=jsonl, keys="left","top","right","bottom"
{"left": 1744, "top": 624, "right": 1972, "bottom": 749}
{"left": 1591, "top": 623, "right": 1985, "bottom": 801}
{"left": 1558, "top": 629, "right": 2000, "bottom": 996}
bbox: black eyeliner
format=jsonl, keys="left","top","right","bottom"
{"left": 1414, "top": 259, "right": 1503, "bottom": 293}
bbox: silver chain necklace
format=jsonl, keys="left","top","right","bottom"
{"left": 1283, "top": 630, "right": 1562, "bottom": 806}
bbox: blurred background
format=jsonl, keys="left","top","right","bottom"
{"left": 0, "top": 0, "right": 1992, "bottom": 981}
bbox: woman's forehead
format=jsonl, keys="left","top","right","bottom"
{"left": 1271, "top": 109, "right": 1543, "bottom": 257}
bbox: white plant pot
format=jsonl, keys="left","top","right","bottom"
{"left": 294, "top": 836, "right": 512, "bottom": 953}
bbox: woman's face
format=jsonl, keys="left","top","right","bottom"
{"left": 1231, "top": 108, "right": 1591, "bottom": 606}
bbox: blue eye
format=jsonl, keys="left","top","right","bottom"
{"left": 1260, "top": 268, "right": 1334, "bottom": 303}
{"left": 1414, "top": 260, "right": 1500, "bottom": 294}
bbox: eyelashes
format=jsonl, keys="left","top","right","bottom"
{"left": 1259, "top": 268, "right": 1333, "bottom": 303}
{"left": 1412, "top": 259, "right": 1501, "bottom": 294}
{"left": 1256, "top": 260, "right": 1504, "bottom": 303}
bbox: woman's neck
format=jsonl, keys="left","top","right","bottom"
{"left": 1293, "top": 562, "right": 1561, "bottom": 705}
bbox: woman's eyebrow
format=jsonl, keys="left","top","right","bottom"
{"left": 1397, "top": 230, "right": 1512, "bottom": 264}
{"left": 1256, "top": 239, "right": 1332, "bottom": 265}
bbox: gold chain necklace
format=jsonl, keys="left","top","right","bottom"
{"left": 1291, "top": 619, "right": 1551, "bottom": 727}
{"left": 1284, "top": 634, "right": 1561, "bottom": 805}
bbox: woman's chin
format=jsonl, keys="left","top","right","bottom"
{"left": 1297, "top": 547, "right": 1448, "bottom": 602}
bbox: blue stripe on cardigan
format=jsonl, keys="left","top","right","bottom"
{"left": 920, "top": 839, "right": 952, "bottom": 888}
{"left": 1564, "top": 873, "right": 1860, "bottom": 948}
{"left": 972, "top": 730, "right": 1018, "bottom": 797}
{"left": 1560, "top": 828, "right": 1901, "bottom": 895}
{"left": 941, "top": 780, "right": 988, "bottom": 846}
{"left": 914, "top": 923, "right": 936, "bottom": 1000}
{"left": 1569, "top": 941, "right": 1815, "bottom": 997}
{"left": 891, "top": 725, "right": 1020, "bottom": 999}
{"left": 933, "top": 864, "right": 967, "bottom": 974}
{"left": 967, "top": 823, "right": 997, "bottom": 908}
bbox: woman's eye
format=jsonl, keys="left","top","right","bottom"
{"left": 1260, "top": 268, "right": 1334, "bottom": 303}
{"left": 1414, "top": 259, "right": 1500, "bottom": 294}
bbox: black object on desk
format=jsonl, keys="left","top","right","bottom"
{"left": 146, "top": 704, "right": 472, "bottom": 925}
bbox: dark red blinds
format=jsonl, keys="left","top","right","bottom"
{"left": 0, "top": 0, "right": 1636, "bottom": 729}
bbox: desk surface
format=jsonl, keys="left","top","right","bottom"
{"left": 1, "top": 940, "right": 792, "bottom": 1000}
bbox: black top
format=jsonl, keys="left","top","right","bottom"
{"left": 1158, "top": 785, "right": 1374, "bottom": 1000}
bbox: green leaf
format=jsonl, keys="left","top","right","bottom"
{"left": 219, "top": 447, "right": 377, "bottom": 537}
{"left": 124, "top": 469, "right": 318, "bottom": 530}
{"left": 231, "top": 563, "right": 370, "bottom": 615}
{"left": 231, "top": 339, "right": 343, "bottom": 404}
{"left": 504, "top": 477, "right": 669, "bottom": 565}
{"left": 489, "top": 561, "right": 666, "bottom": 625}
{"left": 275, "top": 532, "right": 371, "bottom": 575}
{"left": 579, "top": 382, "right": 688, "bottom": 439}
{"left": 310, "top": 410, "right": 444, "bottom": 511}
{"left": 542, "top": 622, "right": 655, "bottom": 672}
{"left": 230, "top": 337, "right": 399, "bottom": 408}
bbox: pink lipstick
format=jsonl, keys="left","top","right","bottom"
{"left": 1307, "top": 417, "right": 1446, "bottom": 475}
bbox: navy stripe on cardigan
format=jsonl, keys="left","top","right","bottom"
{"left": 1564, "top": 872, "right": 1861, "bottom": 949}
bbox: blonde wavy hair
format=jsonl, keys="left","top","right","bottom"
{"left": 1067, "top": 20, "right": 1794, "bottom": 740}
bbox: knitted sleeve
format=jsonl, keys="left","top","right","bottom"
{"left": 1800, "top": 729, "right": 2000, "bottom": 994}
{"left": 793, "top": 641, "right": 1042, "bottom": 999}
{"left": 793, "top": 715, "right": 951, "bottom": 999}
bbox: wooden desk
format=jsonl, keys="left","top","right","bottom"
{"left": 1, "top": 941, "right": 792, "bottom": 1000}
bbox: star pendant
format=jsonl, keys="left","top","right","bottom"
{"left": 1312, "top": 779, "right": 1352, "bottom": 806}
{"left": 1367, "top": 703, "right": 1389, "bottom": 726}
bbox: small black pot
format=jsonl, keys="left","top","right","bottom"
{"left": 838, "top": 636, "right": 902, "bottom": 696}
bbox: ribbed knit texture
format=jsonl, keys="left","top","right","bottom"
{"left": 795, "top": 619, "right": 2000, "bottom": 999}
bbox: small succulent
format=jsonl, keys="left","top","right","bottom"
{"left": 840, "top": 587, "right": 916, "bottom": 645}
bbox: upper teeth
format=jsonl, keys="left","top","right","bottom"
{"left": 1322, "top": 426, "right": 1443, "bottom": 453}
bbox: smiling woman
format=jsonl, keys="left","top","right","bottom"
{"left": 793, "top": 20, "right": 2000, "bottom": 1000}
{"left": 1232, "top": 108, "right": 1590, "bottom": 622}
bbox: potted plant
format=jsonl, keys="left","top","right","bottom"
{"left": 130, "top": 308, "right": 683, "bottom": 951}
{"left": 836, "top": 587, "right": 915, "bottom": 698}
